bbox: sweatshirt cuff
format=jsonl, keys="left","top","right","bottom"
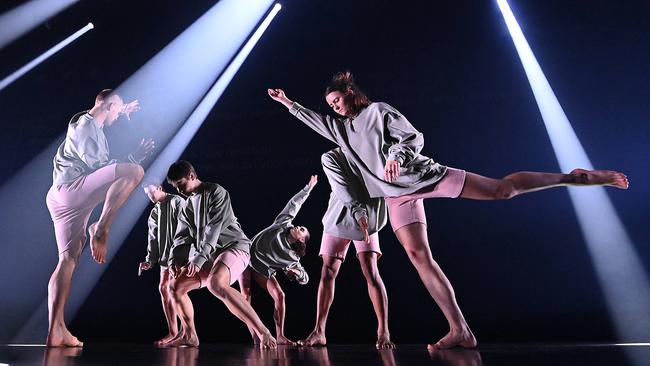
{"left": 289, "top": 102, "right": 303, "bottom": 115}
{"left": 190, "top": 255, "right": 207, "bottom": 269}
{"left": 387, "top": 152, "right": 404, "bottom": 166}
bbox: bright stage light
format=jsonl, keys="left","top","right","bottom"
{"left": 8, "top": 1, "right": 281, "bottom": 344}
{"left": 0, "top": 23, "right": 93, "bottom": 92}
{"left": 496, "top": 0, "right": 650, "bottom": 346}
{"left": 0, "top": 0, "right": 79, "bottom": 50}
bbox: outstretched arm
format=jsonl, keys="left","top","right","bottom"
{"left": 273, "top": 175, "right": 318, "bottom": 225}
{"left": 268, "top": 88, "right": 339, "bottom": 143}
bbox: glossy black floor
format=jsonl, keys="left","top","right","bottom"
{"left": 1, "top": 343, "right": 650, "bottom": 366}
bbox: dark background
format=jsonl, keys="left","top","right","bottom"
{"left": 0, "top": 0, "right": 648, "bottom": 344}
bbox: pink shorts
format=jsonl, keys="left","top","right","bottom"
{"left": 46, "top": 164, "right": 118, "bottom": 254}
{"left": 385, "top": 167, "right": 466, "bottom": 232}
{"left": 319, "top": 232, "right": 381, "bottom": 261}
{"left": 197, "top": 248, "right": 251, "bottom": 287}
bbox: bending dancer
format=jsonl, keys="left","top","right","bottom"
{"left": 164, "top": 160, "right": 277, "bottom": 349}
{"left": 267, "top": 71, "right": 628, "bottom": 349}
{"left": 299, "top": 148, "right": 394, "bottom": 349}
{"left": 239, "top": 175, "right": 317, "bottom": 346}
{"left": 138, "top": 183, "right": 185, "bottom": 346}
{"left": 46, "top": 89, "right": 153, "bottom": 347}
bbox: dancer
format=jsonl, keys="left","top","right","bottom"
{"left": 299, "top": 148, "right": 394, "bottom": 349}
{"left": 46, "top": 89, "right": 153, "bottom": 347}
{"left": 164, "top": 160, "right": 277, "bottom": 349}
{"left": 138, "top": 183, "right": 185, "bottom": 346}
{"left": 238, "top": 175, "right": 317, "bottom": 346}
{"left": 268, "top": 71, "right": 628, "bottom": 349}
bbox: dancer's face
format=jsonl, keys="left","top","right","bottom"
{"left": 170, "top": 173, "right": 197, "bottom": 196}
{"left": 326, "top": 91, "right": 353, "bottom": 117}
{"left": 143, "top": 184, "right": 166, "bottom": 203}
{"left": 289, "top": 226, "right": 309, "bottom": 244}
{"left": 104, "top": 95, "right": 125, "bottom": 126}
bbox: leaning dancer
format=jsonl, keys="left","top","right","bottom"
{"left": 46, "top": 89, "right": 153, "bottom": 347}
{"left": 165, "top": 160, "right": 277, "bottom": 349}
{"left": 239, "top": 175, "right": 318, "bottom": 346}
{"left": 268, "top": 71, "right": 628, "bottom": 349}
{"left": 138, "top": 183, "right": 185, "bottom": 346}
{"left": 299, "top": 148, "right": 394, "bottom": 349}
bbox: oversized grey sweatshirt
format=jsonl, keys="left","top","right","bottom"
{"left": 144, "top": 194, "right": 185, "bottom": 267}
{"left": 321, "top": 148, "right": 387, "bottom": 241}
{"left": 290, "top": 102, "right": 448, "bottom": 198}
{"left": 169, "top": 182, "right": 251, "bottom": 269}
{"left": 52, "top": 111, "right": 141, "bottom": 186}
{"left": 249, "top": 184, "right": 312, "bottom": 285}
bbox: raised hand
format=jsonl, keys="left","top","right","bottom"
{"left": 121, "top": 99, "right": 140, "bottom": 121}
{"left": 308, "top": 175, "right": 318, "bottom": 189}
{"left": 267, "top": 88, "right": 294, "bottom": 108}
{"left": 133, "top": 137, "right": 155, "bottom": 162}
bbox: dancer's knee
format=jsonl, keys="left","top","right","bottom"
{"left": 320, "top": 263, "right": 339, "bottom": 281}
{"left": 116, "top": 163, "right": 144, "bottom": 182}
{"left": 270, "top": 287, "right": 285, "bottom": 305}
{"left": 206, "top": 278, "right": 229, "bottom": 300}
{"left": 494, "top": 179, "right": 517, "bottom": 200}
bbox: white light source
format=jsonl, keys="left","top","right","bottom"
{"left": 496, "top": 0, "right": 650, "bottom": 345}
{"left": 0, "top": 23, "right": 93, "bottom": 91}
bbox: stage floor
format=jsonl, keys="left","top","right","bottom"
{"left": 1, "top": 343, "right": 649, "bottom": 365}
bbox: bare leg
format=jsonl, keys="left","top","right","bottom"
{"left": 394, "top": 223, "right": 476, "bottom": 349}
{"left": 299, "top": 255, "right": 343, "bottom": 347}
{"left": 165, "top": 275, "right": 201, "bottom": 347}
{"left": 238, "top": 268, "right": 260, "bottom": 345}
{"left": 155, "top": 269, "right": 179, "bottom": 346}
{"left": 206, "top": 263, "right": 277, "bottom": 349}
{"left": 357, "top": 252, "right": 394, "bottom": 349}
{"left": 89, "top": 163, "right": 144, "bottom": 264}
{"left": 251, "top": 271, "right": 295, "bottom": 345}
{"left": 460, "top": 169, "right": 628, "bottom": 201}
{"left": 47, "top": 248, "right": 84, "bottom": 347}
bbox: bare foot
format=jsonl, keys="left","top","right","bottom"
{"left": 277, "top": 335, "right": 297, "bottom": 346}
{"left": 427, "top": 327, "right": 477, "bottom": 350}
{"left": 154, "top": 332, "right": 178, "bottom": 347}
{"left": 570, "top": 169, "right": 629, "bottom": 189}
{"left": 298, "top": 330, "right": 327, "bottom": 347}
{"left": 162, "top": 332, "right": 199, "bottom": 348}
{"left": 259, "top": 332, "right": 277, "bottom": 349}
{"left": 47, "top": 328, "right": 84, "bottom": 347}
{"left": 88, "top": 222, "right": 108, "bottom": 264}
{"left": 376, "top": 333, "right": 395, "bottom": 349}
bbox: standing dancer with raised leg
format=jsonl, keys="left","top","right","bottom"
{"left": 46, "top": 89, "right": 153, "bottom": 347}
{"left": 300, "top": 148, "right": 394, "bottom": 349}
{"left": 268, "top": 71, "right": 628, "bottom": 349}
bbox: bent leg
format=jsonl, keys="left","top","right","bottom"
{"left": 206, "top": 263, "right": 277, "bottom": 349}
{"left": 252, "top": 272, "right": 294, "bottom": 345}
{"left": 156, "top": 268, "right": 179, "bottom": 346}
{"left": 238, "top": 268, "right": 260, "bottom": 345}
{"left": 89, "top": 163, "right": 144, "bottom": 263}
{"left": 394, "top": 223, "right": 476, "bottom": 349}
{"left": 357, "top": 251, "right": 394, "bottom": 349}
{"left": 460, "top": 169, "right": 628, "bottom": 201}
{"left": 165, "top": 275, "right": 201, "bottom": 347}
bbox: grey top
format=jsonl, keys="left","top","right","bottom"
{"left": 290, "top": 102, "right": 447, "bottom": 198}
{"left": 145, "top": 194, "right": 185, "bottom": 267}
{"left": 169, "top": 182, "right": 251, "bottom": 269}
{"left": 321, "top": 148, "right": 387, "bottom": 241}
{"left": 52, "top": 111, "right": 141, "bottom": 186}
{"left": 249, "top": 184, "right": 312, "bottom": 285}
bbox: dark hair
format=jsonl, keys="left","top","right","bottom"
{"left": 325, "top": 71, "right": 371, "bottom": 115}
{"left": 167, "top": 160, "right": 197, "bottom": 183}
{"left": 289, "top": 230, "right": 309, "bottom": 257}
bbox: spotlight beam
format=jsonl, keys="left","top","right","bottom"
{"left": 0, "top": 23, "right": 93, "bottom": 92}
{"left": 496, "top": 0, "right": 650, "bottom": 346}
{"left": 0, "top": 0, "right": 79, "bottom": 50}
